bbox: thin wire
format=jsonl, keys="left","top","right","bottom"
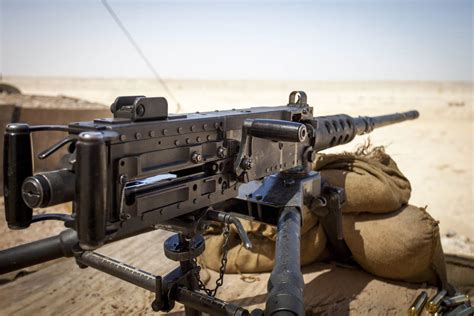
{"left": 100, "top": 0, "right": 181, "bottom": 109}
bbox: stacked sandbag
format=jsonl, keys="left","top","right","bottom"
{"left": 200, "top": 146, "right": 449, "bottom": 289}
{"left": 314, "top": 145, "right": 411, "bottom": 213}
{"left": 342, "top": 205, "right": 448, "bottom": 286}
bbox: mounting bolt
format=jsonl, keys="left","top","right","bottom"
{"left": 217, "top": 146, "right": 227, "bottom": 158}
{"left": 136, "top": 104, "right": 145, "bottom": 117}
{"left": 240, "top": 158, "right": 253, "bottom": 170}
{"left": 191, "top": 152, "right": 203, "bottom": 164}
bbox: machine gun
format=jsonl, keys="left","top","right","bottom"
{"left": 0, "top": 91, "right": 419, "bottom": 315}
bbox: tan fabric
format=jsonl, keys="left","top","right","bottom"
{"left": 200, "top": 206, "right": 327, "bottom": 273}
{"left": 201, "top": 147, "right": 448, "bottom": 288}
{"left": 313, "top": 147, "right": 411, "bottom": 213}
{"left": 342, "top": 204, "right": 448, "bottom": 287}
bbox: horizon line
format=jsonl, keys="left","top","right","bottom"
{"left": 2, "top": 75, "right": 473, "bottom": 85}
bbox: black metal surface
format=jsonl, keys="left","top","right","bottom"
{"left": 111, "top": 96, "right": 169, "bottom": 122}
{"left": 3, "top": 123, "right": 33, "bottom": 229}
{"left": 0, "top": 229, "right": 77, "bottom": 274}
{"left": 164, "top": 234, "right": 205, "bottom": 261}
{"left": 313, "top": 185, "right": 352, "bottom": 260}
{"left": 308, "top": 110, "right": 419, "bottom": 151}
{"left": 37, "top": 135, "right": 77, "bottom": 159}
{"left": 266, "top": 207, "right": 304, "bottom": 316}
{"left": 76, "top": 132, "right": 108, "bottom": 250}
{"left": 246, "top": 119, "right": 307, "bottom": 143}
{"left": 242, "top": 171, "right": 321, "bottom": 209}
{"left": 364, "top": 111, "right": 419, "bottom": 131}
{"left": 22, "top": 169, "right": 75, "bottom": 208}
{"left": 77, "top": 251, "right": 157, "bottom": 291}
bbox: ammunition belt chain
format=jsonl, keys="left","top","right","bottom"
{"left": 193, "top": 219, "right": 231, "bottom": 297}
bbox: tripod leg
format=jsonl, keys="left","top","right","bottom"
{"left": 265, "top": 207, "right": 305, "bottom": 316}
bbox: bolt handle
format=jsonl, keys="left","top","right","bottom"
{"left": 245, "top": 119, "right": 307, "bottom": 143}
{"left": 234, "top": 119, "right": 307, "bottom": 176}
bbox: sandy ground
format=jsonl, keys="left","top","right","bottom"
{"left": 3, "top": 76, "right": 473, "bottom": 242}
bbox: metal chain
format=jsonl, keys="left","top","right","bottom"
{"left": 194, "top": 219, "right": 231, "bottom": 297}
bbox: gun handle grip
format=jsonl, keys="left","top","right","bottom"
{"left": 76, "top": 132, "right": 107, "bottom": 250}
{"left": 3, "top": 124, "right": 33, "bottom": 229}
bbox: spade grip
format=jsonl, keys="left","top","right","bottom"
{"left": 3, "top": 124, "right": 34, "bottom": 229}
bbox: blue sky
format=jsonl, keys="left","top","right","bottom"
{"left": 1, "top": 0, "right": 472, "bottom": 81}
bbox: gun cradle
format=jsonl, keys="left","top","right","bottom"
{"left": 1, "top": 91, "right": 419, "bottom": 315}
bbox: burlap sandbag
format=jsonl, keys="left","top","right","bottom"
{"left": 200, "top": 206, "right": 327, "bottom": 273}
{"left": 342, "top": 204, "right": 449, "bottom": 287}
{"left": 201, "top": 147, "right": 448, "bottom": 288}
{"left": 314, "top": 146, "right": 411, "bottom": 213}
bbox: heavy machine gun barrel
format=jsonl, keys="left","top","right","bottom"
{"left": 308, "top": 110, "right": 419, "bottom": 151}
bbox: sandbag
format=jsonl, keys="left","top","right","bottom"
{"left": 201, "top": 147, "right": 448, "bottom": 288}
{"left": 343, "top": 204, "right": 448, "bottom": 287}
{"left": 199, "top": 206, "right": 327, "bottom": 273}
{"left": 314, "top": 146, "right": 411, "bottom": 213}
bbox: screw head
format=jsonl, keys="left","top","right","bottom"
{"left": 136, "top": 104, "right": 145, "bottom": 117}
{"left": 21, "top": 177, "right": 44, "bottom": 208}
{"left": 191, "top": 152, "right": 203, "bottom": 164}
{"left": 240, "top": 158, "right": 253, "bottom": 170}
{"left": 217, "top": 146, "right": 227, "bottom": 158}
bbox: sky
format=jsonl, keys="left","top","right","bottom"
{"left": 0, "top": 0, "right": 472, "bottom": 81}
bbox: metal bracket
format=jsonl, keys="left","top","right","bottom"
{"left": 110, "top": 96, "right": 169, "bottom": 122}
{"left": 233, "top": 120, "right": 254, "bottom": 178}
{"left": 311, "top": 184, "right": 352, "bottom": 259}
{"left": 242, "top": 170, "right": 321, "bottom": 210}
{"left": 233, "top": 118, "right": 308, "bottom": 178}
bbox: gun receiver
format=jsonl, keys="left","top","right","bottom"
{"left": 1, "top": 91, "right": 419, "bottom": 315}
